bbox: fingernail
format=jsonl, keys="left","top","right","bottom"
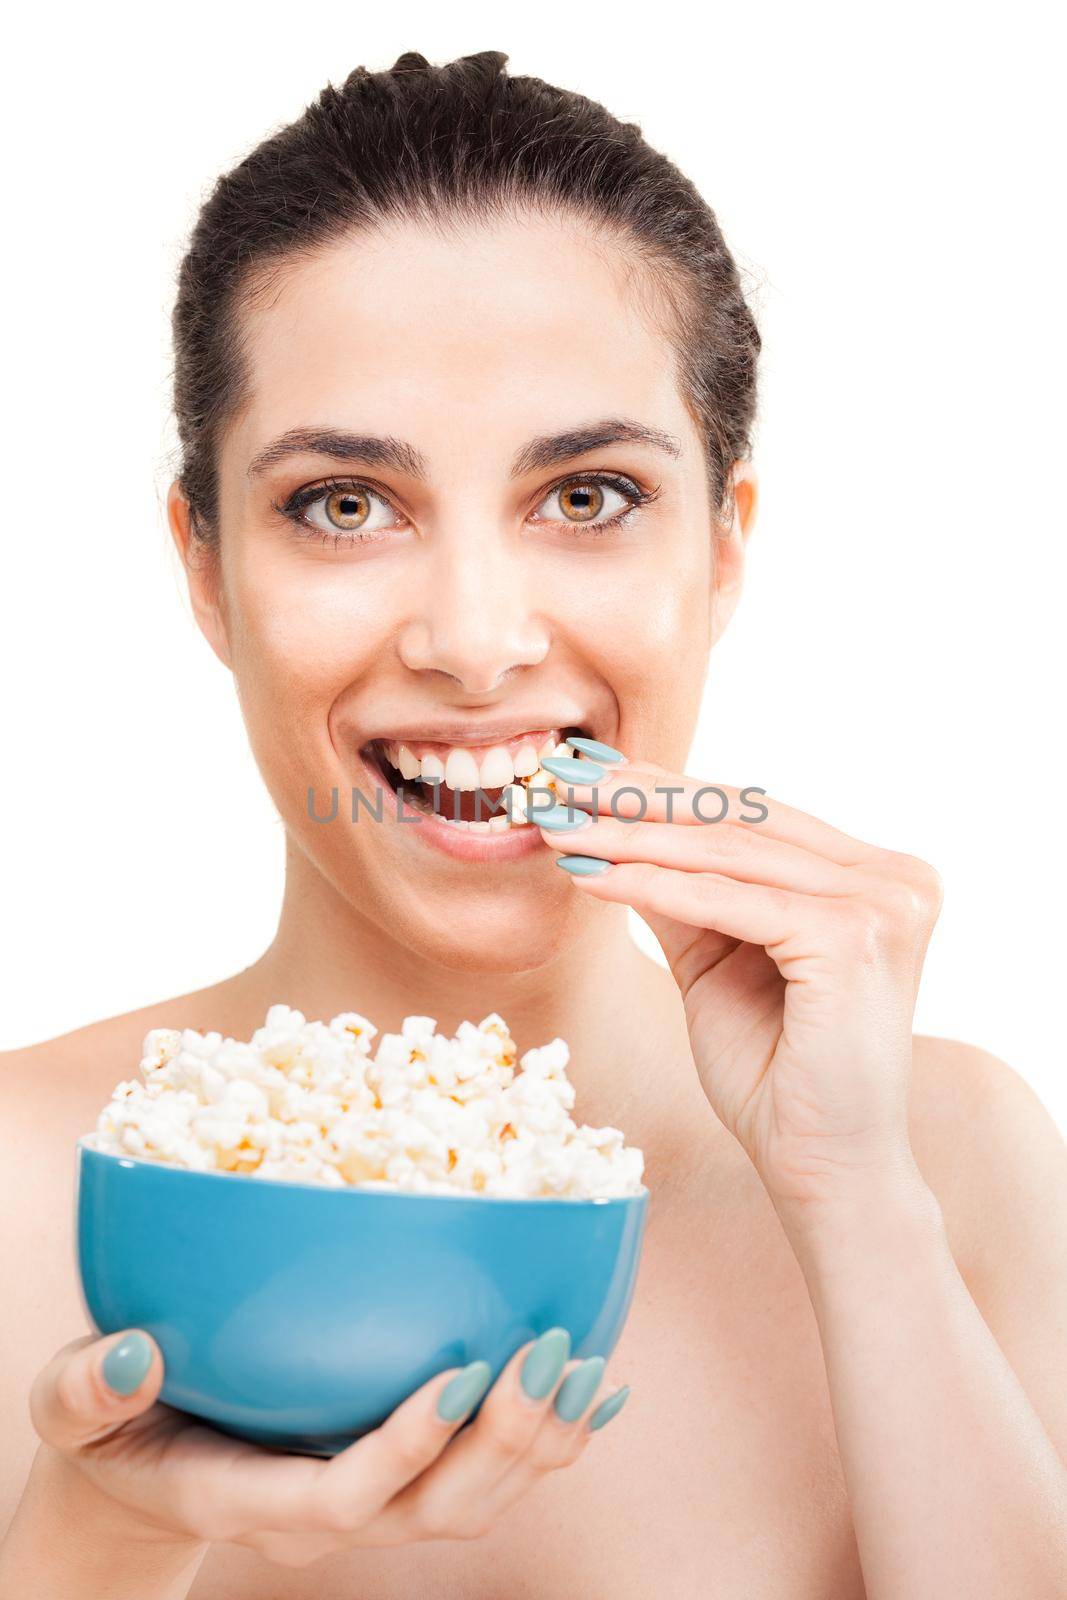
{"left": 565, "top": 736, "right": 627, "bottom": 765}
{"left": 554, "top": 1355, "right": 606, "bottom": 1422}
{"left": 437, "top": 1360, "right": 493, "bottom": 1422}
{"left": 536, "top": 805, "right": 593, "bottom": 833}
{"left": 541, "top": 755, "right": 606, "bottom": 785}
{"left": 520, "top": 1328, "right": 571, "bottom": 1399}
{"left": 555, "top": 855, "right": 613, "bottom": 876}
{"left": 588, "top": 1385, "right": 630, "bottom": 1431}
{"left": 101, "top": 1332, "right": 153, "bottom": 1396}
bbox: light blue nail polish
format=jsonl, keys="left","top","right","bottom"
{"left": 541, "top": 755, "right": 605, "bottom": 784}
{"left": 101, "top": 1331, "right": 153, "bottom": 1396}
{"left": 536, "top": 805, "right": 593, "bottom": 833}
{"left": 588, "top": 1385, "right": 630, "bottom": 1431}
{"left": 437, "top": 1360, "right": 492, "bottom": 1422}
{"left": 554, "top": 1356, "right": 606, "bottom": 1422}
{"left": 565, "top": 736, "right": 626, "bottom": 765}
{"left": 556, "top": 855, "right": 613, "bottom": 876}
{"left": 520, "top": 1328, "right": 571, "bottom": 1399}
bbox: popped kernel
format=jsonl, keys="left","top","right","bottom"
{"left": 89, "top": 1006, "right": 644, "bottom": 1199}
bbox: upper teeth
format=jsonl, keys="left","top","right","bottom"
{"left": 384, "top": 734, "right": 567, "bottom": 791}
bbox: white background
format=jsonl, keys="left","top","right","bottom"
{"left": 2, "top": 2, "right": 1064, "bottom": 1131}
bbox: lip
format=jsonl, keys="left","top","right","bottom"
{"left": 355, "top": 745, "right": 549, "bottom": 862}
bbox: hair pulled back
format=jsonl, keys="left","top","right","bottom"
{"left": 172, "top": 49, "right": 760, "bottom": 543}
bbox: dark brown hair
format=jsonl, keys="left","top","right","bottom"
{"left": 172, "top": 49, "right": 761, "bottom": 544}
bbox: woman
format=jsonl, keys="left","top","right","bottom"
{"left": 1, "top": 47, "right": 1064, "bottom": 1599}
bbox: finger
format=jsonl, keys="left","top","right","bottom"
{"left": 250, "top": 1360, "right": 496, "bottom": 1538}
{"left": 161, "top": 1359, "right": 493, "bottom": 1545}
{"left": 30, "top": 1331, "right": 164, "bottom": 1452}
{"left": 543, "top": 764, "right": 873, "bottom": 866}
{"left": 538, "top": 811, "right": 856, "bottom": 898}
{"left": 481, "top": 1360, "right": 620, "bottom": 1523}
{"left": 552, "top": 858, "right": 816, "bottom": 955}
{"left": 369, "top": 1333, "right": 582, "bottom": 1544}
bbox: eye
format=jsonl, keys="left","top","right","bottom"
{"left": 297, "top": 483, "right": 401, "bottom": 536}
{"left": 533, "top": 474, "right": 647, "bottom": 531}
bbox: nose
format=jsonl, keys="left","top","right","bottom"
{"left": 396, "top": 528, "right": 551, "bottom": 693}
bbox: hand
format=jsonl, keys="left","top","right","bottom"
{"left": 540, "top": 759, "right": 943, "bottom": 1223}
{"left": 28, "top": 1326, "right": 625, "bottom": 1569}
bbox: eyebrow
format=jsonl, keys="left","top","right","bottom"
{"left": 246, "top": 419, "right": 682, "bottom": 482}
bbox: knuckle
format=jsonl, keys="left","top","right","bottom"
{"left": 542, "top": 1438, "right": 584, "bottom": 1472}
{"left": 519, "top": 1432, "right": 563, "bottom": 1472}
{"left": 305, "top": 1494, "right": 352, "bottom": 1537}
{"left": 628, "top": 860, "right": 663, "bottom": 900}
{"left": 537, "top": 1443, "right": 583, "bottom": 1478}
{"left": 878, "top": 875, "right": 940, "bottom": 942}
{"left": 457, "top": 1514, "right": 493, "bottom": 1541}
{"left": 888, "top": 853, "right": 944, "bottom": 914}
{"left": 387, "top": 1424, "right": 435, "bottom": 1477}
{"left": 624, "top": 817, "right": 654, "bottom": 853}
{"left": 27, "top": 1381, "right": 53, "bottom": 1442}
{"left": 703, "top": 820, "right": 745, "bottom": 858}
{"left": 733, "top": 876, "right": 790, "bottom": 917}
{"left": 413, "top": 1500, "right": 494, "bottom": 1543}
{"left": 53, "top": 1360, "right": 89, "bottom": 1421}
{"left": 607, "top": 785, "right": 649, "bottom": 821}
{"left": 551, "top": 1424, "right": 589, "bottom": 1467}
{"left": 530, "top": 1410, "right": 594, "bottom": 1470}
{"left": 414, "top": 1500, "right": 452, "bottom": 1542}
{"left": 485, "top": 1404, "right": 538, "bottom": 1458}
{"left": 830, "top": 898, "right": 884, "bottom": 957}
{"left": 892, "top": 882, "right": 928, "bottom": 926}
{"left": 758, "top": 882, "right": 793, "bottom": 916}
{"left": 912, "top": 859, "right": 944, "bottom": 914}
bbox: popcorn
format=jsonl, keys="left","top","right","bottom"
{"left": 90, "top": 1006, "right": 644, "bottom": 1199}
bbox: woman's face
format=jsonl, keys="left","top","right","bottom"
{"left": 171, "top": 210, "right": 754, "bottom": 971}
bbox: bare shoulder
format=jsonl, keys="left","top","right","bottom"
{"left": 0, "top": 974, "right": 262, "bottom": 1256}
{"left": 0, "top": 977, "right": 267, "bottom": 1529}
{"left": 907, "top": 1033, "right": 1067, "bottom": 1250}
{"left": 0, "top": 974, "right": 266, "bottom": 1272}
{"left": 0, "top": 975, "right": 266, "bottom": 1109}
{"left": 907, "top": 1034, "right": 1067, "bottom": 1452}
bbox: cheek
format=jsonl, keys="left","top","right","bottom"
{"left": 222, "top": 543, "right": 386, "bottom": 733}
{"left": 560, "top": 543, "right": 711, "bottom": 757}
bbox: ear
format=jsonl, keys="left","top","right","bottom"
{"left": 167, "top": 480, "right": 233, "bottom": 670}
{"left": 709, "top": 459, "right": 759, "bottom": 645}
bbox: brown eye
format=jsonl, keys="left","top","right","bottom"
{"left": 323, "top": 488, "right": 370, "bottom": 530}
{"left": 534, "top": 475, "right": 634, "bottom": 530}
{"left": 284, "top": 480, "right": 403, "bottom": 541}
{"left": 557, "top": 480, "right": 605, "bottom": 522}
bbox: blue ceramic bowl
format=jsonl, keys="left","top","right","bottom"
{"left": 76, "top": 1139, "right": 649, "bottom": 1456}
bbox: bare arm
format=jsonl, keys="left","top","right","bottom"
{"left": 540, "top": 759, "right": 1067, "bottom": 1595}
{"left": 782, "top": 1044, "right": 1067, "bottom": 1599}
{"left": 0, "top": 1450, "right": 207, "bottom": 1600}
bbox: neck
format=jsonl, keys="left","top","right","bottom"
{"left": 242, "top": 836, "right": 696, "bottom": 1151}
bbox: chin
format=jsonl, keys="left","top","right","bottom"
{"left": 376, "top": 888, "right": 576, "bottom": 976}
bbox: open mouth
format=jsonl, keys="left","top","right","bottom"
{"left": 361, "top": 726, "right": 586, "bottom": 832}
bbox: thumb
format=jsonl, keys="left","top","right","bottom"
{"left": 635, "top": 905, "right": 739, "bottom": 983}
{"left": 30, "top": 1330, "right": 164, "bottom": 1453}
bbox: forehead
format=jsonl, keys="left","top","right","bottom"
{"left": 225, "top": 211, "right": 694, "bottom": 473}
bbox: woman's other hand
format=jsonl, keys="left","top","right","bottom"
{"left": 539, "top": 756, "right": 943, "bottom": 1232}
{"left": 22, "top": 1324, "right": 626, "bottom": 1569}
